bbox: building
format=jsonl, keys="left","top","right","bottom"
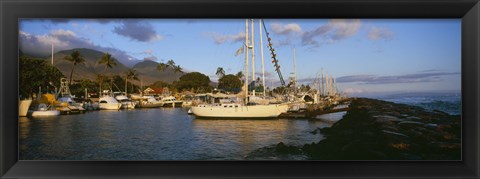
{"left": 144, "top": 87, "right": 169, "bottom": 95}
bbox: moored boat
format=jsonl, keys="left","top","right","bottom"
{"left": 19, "top": 99, "right": 33, "bottom": 117}
{"left": 32, "top": 103, "right": 60, "bottom": 117}
{"left": 191, "top": 19, "right": 291, "bottom": 118}
{"left": 161, "top": 96, "right": 183, "bottom": 107}
{"left": 137, "top": 95, "right": 163, "bottom": 108}
{"left": 55, "top": 78, "right": 86, "bottom": 114}
{"left": 191, "top": 103, "right": 289, "bottom": 118}
{"left": 115, "top": 95, "right": 137, "bottom": 109}
{"left": 98, "top": 96, "right": 122, "bottom": 110}
{"left": 57, "top": 96, "right": 86, "bottom": 114}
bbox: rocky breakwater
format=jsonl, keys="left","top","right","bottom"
{"left": 246, "top": 98, "right": 461, "bottom": 160}
{"left": 303, "top": 98, "right": 461, "bottom": 160}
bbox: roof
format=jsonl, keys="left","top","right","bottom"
{"left": 144, "top": 87, "right": 168, "bottom": 94}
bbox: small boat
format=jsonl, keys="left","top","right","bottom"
{"left": 98, "top": 96, "right": 122, "bottom": 110}
{"left": 57, "top": 96, "right": 86, "bottom": 114}
{"left": 19, "top": 99, "right": 33, "bottom": 117}
{"left": 115, "top": 95, "right": 137, "bottom": 109}
{"left": 32, "top": 103, "right": 60, "bottom": 117}
{"left": 55, "top": 78, "right": 86, "bottom": 114}
{"left": 137, "top": 95, "right": 163, "bottom": 108}
{"left": 161, "top": 96, "right": 183, "bottom": 107}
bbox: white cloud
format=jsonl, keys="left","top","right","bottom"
{"left": 368, "top": 26, "right": 394, "bottom": 41}
{"left": 19, "top": 29, "right": 140, "bottom": 67}
{"left": 204, "top": 32, "right": 245, "bottom": 44}
{"left": 301, "top": 19, "right": 362, "bottom": 46}
{"left": 271, "top": 23, "right": 302, "bottom": 35}
{"left": 144, "top": 49, "right": 153, "bottom": 55}
{"left": 113, "top": 20, "right": 163, "bottom": 42}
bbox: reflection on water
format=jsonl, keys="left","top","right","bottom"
{"left": 20, "top": 108, "right": 333, "bottom": 160}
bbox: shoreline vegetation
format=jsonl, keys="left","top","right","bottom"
{"left": 247, "top": 98, "right": 461, "bottom": 160}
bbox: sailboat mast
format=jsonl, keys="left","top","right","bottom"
{"left": 321, "top": 69, "right": 324, "bottom": 96}
{"left": 125, "top": 75, "right": 128, "bottom": 96}
{"left": 245, "top": 19, "right": 249, "bottom": 104}
{"left": 293, "top": 48, "right": 297, "bottom": 94}
{"left": 251, "top": 19, "right": 255, "bottom": 88}
{"left": 259, "top": 19, "right": 266, "bottom": 97}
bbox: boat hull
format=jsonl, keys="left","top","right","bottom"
{"left": 32, "top": 110, "right": 60, "bottom": 117}
{"left": 191, "top": 103, "right": 289, "bottom": 118}
{"left": 120, "top": 102, "right": 137, "bottom": 109}
{"left": 99, "top": 103, "right": 122, "bottom": 110}
{"left": 19, "top": 99, "right": 32, "bottom": 117}
{"left": 137, "top": 102, "right": 163, "bottom": 108}
{"left": 163, "top": 102, "right": 183, "bottom": 107}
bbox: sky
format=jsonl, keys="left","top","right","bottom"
{"left": 19, "top": 19, "right": 461, "bottom": 96}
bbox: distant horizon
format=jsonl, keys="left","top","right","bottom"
{"left": 19, "top": 19, "right": 461, "bottom": 96}
{"left": 348, "top": 89, "right": 461, "bottom": 98}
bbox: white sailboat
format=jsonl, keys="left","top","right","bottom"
{"left": 191, "top": 19, "right": 290, "bottom": 118}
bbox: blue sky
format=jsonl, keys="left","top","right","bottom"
{"left": 19, "top": 19, "right": 461, "bottom": 96}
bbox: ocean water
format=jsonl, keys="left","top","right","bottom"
{"left": 376, "top": 92, "right": 461, "bottom": 115}
{"left": 19, "top": 108, "right": 332, "bottom": 160}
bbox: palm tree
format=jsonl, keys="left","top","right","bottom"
{"left": 63, "top": 50, "right": 85, "bottom": 85}
{"left": 157, "top": 59, "right": 182, "bottom": 76}
{"left": 157, "top": 60, "right": 183, "bottom": 92}
{"left": 216, "top": 67, "right": 225, "bottom": 78}
{"left": 98, "top": 53, "right": 117, "bottom": 94}
{"left": 173, "top": 65, "right": 183, "bottom": 74}
{"left": 98, "top": 53, "right": 117, "bottom": 72}
{"left": 235, "top": 71, "right": 243, "bottom": 79}
{"left": 157, "top": 62, "right": 170, "bottom": 72}
{"left": 125, "top": 69, "right": 139, "bottom": 94}
{"left": 166, "top": 59, "right": 176, "bottom": 67}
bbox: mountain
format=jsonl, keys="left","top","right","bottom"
{"left": 49, "top": 48, "right": 183, "bottom": 85}
{"left": 51, "top": 48, "right": 129, "bottom": 82}
{"left": 132, "top": 60, "right": 184, "bottom": 84}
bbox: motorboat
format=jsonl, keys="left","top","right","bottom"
{"left": 115, "top": 95, "right": 137, "bottom": 109}
{"left": 57, "top": 96, "right": 86, "bottom": 114}
{"left": 55, "top": 78, "right": 86, "bottom": 114}
{"left": 161, "top": 96, "right": 183, "bottom": 107}
{"left": 32, "top": 103, "right": 60, "bottom": 117}
{"left": 98, "top": 96, "right": 122, "bottom": 110}
{"left": 137, "top": 95, "right": 163, "bottom": 108}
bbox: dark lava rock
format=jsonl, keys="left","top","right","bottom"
{"left": 301, "top": 98, "right": 461, "bottom": 160}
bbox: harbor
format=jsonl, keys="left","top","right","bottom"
{"left": 18, "top": 18, "right": 461, "bottom": 160}
{"left": 19, "top": 96, "right": 461, "bottom": 160}
{"left": 19, "top": 107, "right": 339, "bottom": 160}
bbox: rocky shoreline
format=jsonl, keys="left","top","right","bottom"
{"left": 246, "top": 98, "right": 461, "bottom": 160}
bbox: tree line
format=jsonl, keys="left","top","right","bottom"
{"left": 19, "top": 50, "right": 214, "bottom": 99}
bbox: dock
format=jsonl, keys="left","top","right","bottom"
{"left": 279, "top": 107, "right": 350, "bottom": 118}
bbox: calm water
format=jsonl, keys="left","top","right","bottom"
{"left": 19, "top": 108, "right": 333, "bottom": 160}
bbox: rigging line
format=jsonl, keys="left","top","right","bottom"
{"left": 261, "top": 20, "right": 286, "bottom": 87}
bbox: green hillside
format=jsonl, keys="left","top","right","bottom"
{"left": 49, "top": 48, "right": 184, "bottom": 85}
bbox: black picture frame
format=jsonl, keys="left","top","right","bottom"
{"left": 1, "top": 0, "right": 479, "bottom": 178}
